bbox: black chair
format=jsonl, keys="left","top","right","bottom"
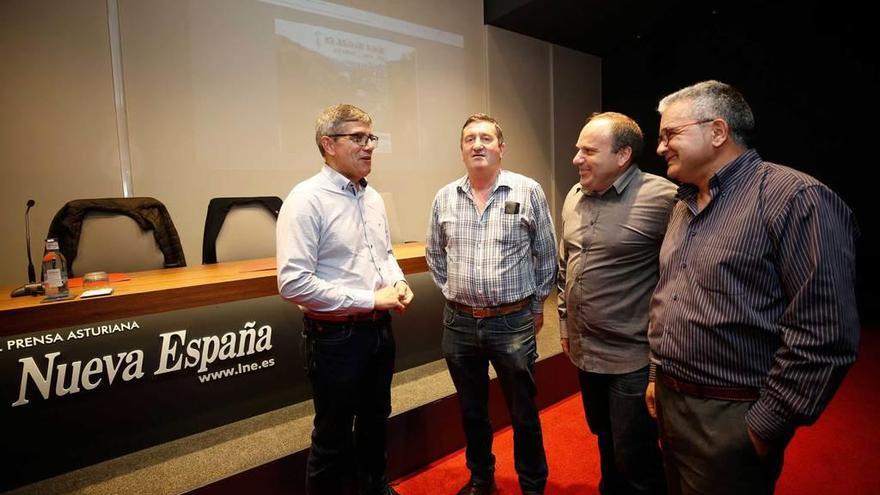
{"left": 201, "top": 196, "right": 283, "bottom": 264}
{"left": 46, "top": 197, "right": 186, "bottom": 277}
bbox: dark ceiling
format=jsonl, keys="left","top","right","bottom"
{"left": 484, "top": 0, "right": 780, "bottom": 57}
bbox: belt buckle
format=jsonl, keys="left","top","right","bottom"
{"left": 472, "top": 307, "right": 490, "bottom": 318}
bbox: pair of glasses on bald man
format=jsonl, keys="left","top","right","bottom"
{"left": 329, "top": 133, "right": 380, "bottom": 147}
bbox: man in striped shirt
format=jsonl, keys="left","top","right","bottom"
{"left": 426, "top": 114, "right": 556, "bottom": 495}
{"left": 646, "top": 80, "right": 860, "bottom": 495}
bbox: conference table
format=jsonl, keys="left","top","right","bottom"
{"left": 0, "top": 242, "right": 428, "bottom": 336}
{"left": 0, "top": 242, "right": 430, "bottom": 491}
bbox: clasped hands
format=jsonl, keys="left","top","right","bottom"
{"left": 374, "top": 281, "right": 414, "bottom": 313}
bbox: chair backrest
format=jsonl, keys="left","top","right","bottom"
{"left": 202, "top": 197, "right": 282, "bottom": 264}
{"left": 47, "top": 197, "right": 186, "bottom": 277}
{"left": 75, "top": 212, "right": 167, "bottom": 275}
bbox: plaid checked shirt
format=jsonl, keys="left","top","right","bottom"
{"left": 426, "top": 170, "right": 557, "bottom": 314}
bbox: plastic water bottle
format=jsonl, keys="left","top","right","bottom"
{"left": 41, "top": 238, "right": 69, "bottom": 298}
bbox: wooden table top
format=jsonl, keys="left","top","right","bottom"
{"left": 0, "top": 242, "right": 427, "bottom": 337}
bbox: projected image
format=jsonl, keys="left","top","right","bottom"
{"left": 259, "top": 0, "right": 471, "bottom": 241}
{"left": 276, "top": 19, "right": 419, "bottom": 156}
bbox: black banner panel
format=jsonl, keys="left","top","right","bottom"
{"left": 0, "top": 273, "right": 445, "bottom": 491}
{"left": 2, "top": 296, "right": 299, "bottom": 490}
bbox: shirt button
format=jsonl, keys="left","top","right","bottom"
{"left": 681, "top": 263, "right": 687, "bottom": 269}
{"left": 689, "top": 231, "right": 697, "bottom": 237}
{"left": 672, "top": 294, "right": 678, "bottom": 301}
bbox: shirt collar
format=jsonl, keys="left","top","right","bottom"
{"left": 322, "top": 164, "right": 368, "bottom": 191}
{"left": 675, "top": 149, "right": 762, "bottom": 201}
{"left": 578, "top": 164, "right": 639, "bottom": 197}
{"left": 712, "top": 148, "right": 761, "bottom": 193}
{"left": 457, "top": 169, "right": 510, "bottom": 194}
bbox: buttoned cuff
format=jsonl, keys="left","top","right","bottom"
{"left": 352, "top": 288, "right": 375, "bottom": 311}
{"left": 648, "top": 363, "right": 657, "bottom": 383}
{"left": 745, "top": 395, "right": 796, "bottom": 442}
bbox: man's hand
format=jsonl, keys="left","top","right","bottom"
{"left": 747, "top": 427, "right": 770, "bottom": 458}
{"left": 374, "top": 286, "right": 405, "bottom": 311}
{"left": 646, "top": 382, "right": 657, "bottom": 419}
{"left": 395, "top": 281, "right": 414, "bottom": 311}
{"left": 534, "top": 312, "right": 544, "bottom": 334}
{"left": 560, "top": 337, "right": 570, "bottom": 355}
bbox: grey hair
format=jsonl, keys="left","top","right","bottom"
{"left": 586, "top": 111, "right": 644, "bottom": 160}
{"left": 657, "top": 80, "right": 755, "bottom": 146}
{"left": 315, "top": 104, "right": 372, "bottom": 157}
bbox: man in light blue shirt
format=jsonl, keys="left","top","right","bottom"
{"left": 277, "top": 104, "right": 413, "bottom": 495}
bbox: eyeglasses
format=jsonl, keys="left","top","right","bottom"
{"left": 328, "top": 133, "right": 379, "bottom": 147}
{"left": 657, "top": 119, "right": 715, "bottom": 146}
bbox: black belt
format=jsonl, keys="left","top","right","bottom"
{"left": 447, "top": 297, "right": 531, "bottom": 318}
{"left": 304, "top": 310, "right": 389, "bottom": 323}
{"left": 659, "top": 370, "right": 760, "bottom": 401}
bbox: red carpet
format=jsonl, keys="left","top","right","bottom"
{"left": 395, "top": 331, "right": 880, "bottom": 494}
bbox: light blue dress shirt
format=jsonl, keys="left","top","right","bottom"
{"left": 276, "top": 165, "right": 405, "bottom": 315}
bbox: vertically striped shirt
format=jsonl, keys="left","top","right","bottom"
{"left": 649, "top": 149, "right": 860, "bottom": 441}
{"left": 426, "top": 170, "right": 557, "bottom": 314}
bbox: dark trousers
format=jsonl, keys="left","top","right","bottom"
{"left": 441, "top": 304, "right": 548, "bottom": 493}
{"left": 655, "top": 378, "right": 789, "bottom": 495}
{"left": 303, "top": 315, "right": 396, "bottom": 495}
{"left": 578, "top": 367, "right": 666, "bottom": 495}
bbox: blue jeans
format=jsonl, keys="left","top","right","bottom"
{"left": 302, "top": 315, "right": 396, "bottom": 495}
{"left": 579, "top": 367, "right": 666, "bottom": 495}
{"left": 442, "top": 304, "right": 548, "bottom": 493}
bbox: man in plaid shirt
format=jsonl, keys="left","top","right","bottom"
{"left": 426, "top": 114, "right": 557, "bottom": 495}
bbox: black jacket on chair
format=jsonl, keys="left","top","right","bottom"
{"left": 47, "top": 197, "right": 186, "bottom": 277}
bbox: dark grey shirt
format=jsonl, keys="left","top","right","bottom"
{"left": 649, "top": 149, "right": 860, "bottom": 441}
{"left": 557, "top": 165, "right": 677, "bottom": 374}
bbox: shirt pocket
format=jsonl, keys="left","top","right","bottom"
{"left": 365, "top": 219, "right": 388, "bottom": 252}
{"left": 361, "top": 202, "right": 390, "bottom": 257}
{"left": 692, "top": 246, "right": 761, "bottom": 295}
{"left": 497, "top": 213, "right": 529, "bottom": 246}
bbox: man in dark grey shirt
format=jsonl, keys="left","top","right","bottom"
{"left": 558, "top": 112, "right": 675, "bottom": 495}
{"left": 647, "top": 81, "right": 859, "bottom": 495}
